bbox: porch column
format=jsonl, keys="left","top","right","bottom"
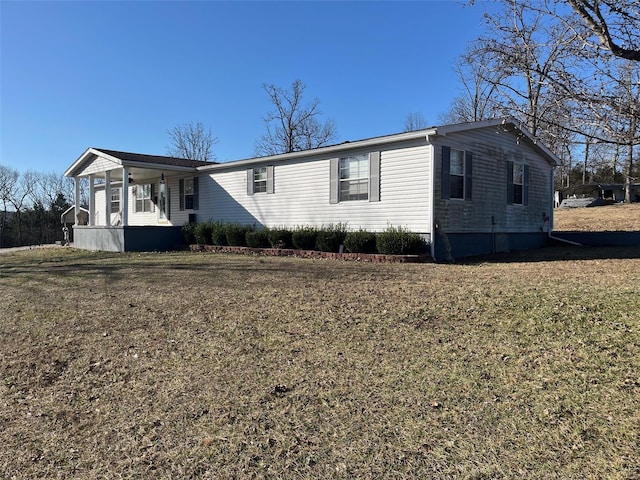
{"left": 88, "top": 174, "right": 95, "bottom": 226}
{"left": 74, "top": 177, "right": 81, "bottom": 225}
{"left": 122, "top": 167, "right": 129, "bottom": 226}
{"left": 105, "top": 171, "right": 112, "bottom": 226}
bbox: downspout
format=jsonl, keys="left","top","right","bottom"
{"left": 547, "top": 169, "right": 582, "bottom": 246}
{"left": 429, "top": 141, "right": 436, "bottom": 261}
{"left": 543, "top": 213, "right": 582, "bottom": 246}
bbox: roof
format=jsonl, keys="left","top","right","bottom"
{"left": 66, "top": 117, "right": 560, "bottom": 177}
{"left": 65, "top": 147, "right": 214, "bottom": 178}
{"left": 197, "top": 117, "right": 560, "bottom": 171}
{"left": 94, "top": 149, "right": 213, "bottom": 168}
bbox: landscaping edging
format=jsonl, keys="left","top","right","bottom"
{"left": 189, "top": 244, "right": 432, "bottom": 263}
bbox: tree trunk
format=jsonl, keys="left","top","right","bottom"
{"left": 625, "top": 142, "right": 634, "bottom": 203}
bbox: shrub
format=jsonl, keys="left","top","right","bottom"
{"left": 194, "top": 222, "right": 214, "bottom": 245}
{"left": 344, "top": 229, "right": 378, "bottom": 254}
{"left": 245, "top": 229, "right": 270, "bottom": 248}
{"left": 210, "top": 221, "right": 228, "bottom": 246}
{"left": 225, "top": 223, "right": 251, "bottom": 247}
{"left": 316, "top": 223, "right": 347, "bottom": 252}
{"left": 376, "top": 225, "right": 425, "bottom": 255}
{"left": 182, "top": 222, "right": 197, "bottom": 245}
{"left": 292, "top": 226, "right": 318, "bottom": 250}
{"left": 267, "top": 227, "right": 293, "bottom": 249}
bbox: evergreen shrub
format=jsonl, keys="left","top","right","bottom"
{"left": 182, "top": 222, "right": 197, "bottom": 245}
{"left": 267, "top": 227, "right": 294, "bottom": 249}
{"left": 245, "top": 229, "right": 270, "bottom": 248}
{"left": 194, "top": 222, "right": 214, "bottom": 245}
{"left": 376, "top": 225, "right": 425, "bottom": 255}
{"left": 225, "top": 223, "right": 251, "bottom": 247}
{"left": 344, "top": 229, "right": 378, "bottom": 254}
{"left": 210, "top": 221, "right": 228, "bottom": 246}
{"left": 316, "top": 224, "right": 347, "bottom": 252}
{"left": 292, "top": 226, "right": 318, "bottom": 250}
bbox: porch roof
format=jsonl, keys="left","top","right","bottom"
{"left": 64, "top": 148, "right": 214, "bottom": 181}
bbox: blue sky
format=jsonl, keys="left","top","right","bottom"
{"left": 1, "top": 0, "right": 492, "bottom": 174}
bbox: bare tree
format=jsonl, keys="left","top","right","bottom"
{"left": 439, "top": 49, "right": 505, "bottom": 124}
{"left": 0, "top": 165, "right": 19, "bottom": 247}
{"left": 564, "top": 0, "right": 640, "bottom": 61}
{"left": 255, "top": 79, "right": 337, "bottom": 156}
{"left": 403, "top": 112, "right": 428, "bottom": 131}
{"left": 167, "top": 122, "right": 218, "bottom": 162}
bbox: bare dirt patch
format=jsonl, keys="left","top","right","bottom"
{"left": 1, "top": 247, "right": 639, "bottom": 478}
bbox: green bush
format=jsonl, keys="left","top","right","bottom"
{"left": 194, "top": 222, "right": 214, "bottom": 245}
{"left": 182, "top": 222, "right": 197, "bottom": 245}
{"left": 292, "top": 226, "right": 318, "bottom": 250}
{"left": 316, "top": 223, "right": 348, "bottom": 252}
{"left": 344, "top": 229, "right": 378, "bottom": 254}
{"left": 376, "top": 225, "right": 425, "bottom": 255}
{"left": 225, "top": 223, "right": 251, "bottom": 247}
{"left": 245, "top": 229, "right": 270, "bottom": 248}
{"left": 267, "top": 227, "right": 294, "bottom": 249}
{"left": 210, "top": 221, "right": 228, "bottom": 246}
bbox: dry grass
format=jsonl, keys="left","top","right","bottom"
{"left": 1, "top": 245, "right": 639, "bottom": 479}
{"left": 554, "top": 203, "right": 640, "bottom": 231}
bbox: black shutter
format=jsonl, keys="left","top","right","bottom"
{"left": 464, "top": 151, "right": 472, "bottom": 201}
{"left": 507, "top": 161, "right": 514, "bottom": 205}
{"left": 523, "top": 165, "right": 529, "bottom": 206}
{"left": 193, "top": 177, "right": 199, "bottom": 210}
{"left": 441, "top": 146, "right": 451, "bottom": 200}
{"left": 179, "top": 179, "right": 185, "bottom": 211}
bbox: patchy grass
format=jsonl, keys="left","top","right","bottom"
{"left": 1, "top": 247, "right": 640, "bottom": 479}
{"left": 555, "top": 203, "right": 640, "bottom": 231}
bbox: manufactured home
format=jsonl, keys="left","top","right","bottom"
{"left": 64, "top": 118, "right": 559, "bottom": 261}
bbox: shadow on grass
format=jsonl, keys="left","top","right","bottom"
{"left": 459, "top": 244, "right": 640, "bottom": 264}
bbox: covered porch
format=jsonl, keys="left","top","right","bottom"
{"left": 64, "top": 148, "right": 210, "bottom": 252}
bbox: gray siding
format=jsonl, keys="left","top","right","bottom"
{"left": 433, "top": 126, "right": 554, "bottom": 234}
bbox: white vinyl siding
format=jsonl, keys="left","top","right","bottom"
{"left": 76, "top": 154, "right": 122, "bottom": 177}
{"left": 198, "top": 145, "right": 432, "bottom": 233}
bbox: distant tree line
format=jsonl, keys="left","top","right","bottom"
{"left": 0, "top": 165, "right": 85, "bottom": 247}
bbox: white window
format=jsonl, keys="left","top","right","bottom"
{"left": 512, "top": 163, "right": 524, "bottom": 205}
{"left": 339, "top": 154, "right": 369, "bottom": 201}
{"left": 449, "top": 148, "right": 465, "bottom": 199}
{"left": 253, "top": 167, "right": 267, "bottom": 193}
{"left": 135, "top": 184, "right": 152, "bottom": 213}
{"left": 183, "top": 178, "right": 194, "bottom": 210}
{"left": 110, "top": 187, "right": 120, "bottom": 212}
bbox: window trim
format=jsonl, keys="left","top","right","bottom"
{"left": 134, "top": 183, "right": 153, "bottom": 213}
{"left": 184, "top": 177, "right": 195, "bottom": 210}
{"left": 247, "top": 165, "right": 274, "bottom": 195}
{"left": 179, "top": 177, "right": 199, "bottom": 211}
{"left": 441, "top": 146, "right": 472, "bottom": 201}
{"left": 110, "top": 187, "right": 121, "bottom": 213}
{"left": 507, "top": 161, "right": 529, "bottom": 206}
{"left": 339, "top": 153, "right": 370, "bottom": 202}
{"left": 329, "top": 152, "right": 380, "bottom": 204}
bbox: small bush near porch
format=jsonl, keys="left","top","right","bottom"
{"left": 1, "top": 246, "right": 639, "bottom": 479}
